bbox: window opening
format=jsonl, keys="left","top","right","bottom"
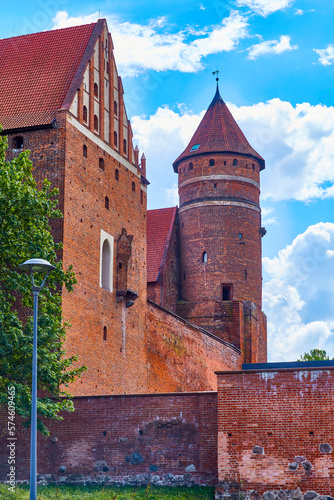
{"left": 94, "top": 83, "right": 99, "bottom": 98}
{"left": 188, "top": 162, "right": 193, "bottom": 170}
{"left": 214, "top": 183, "right": 217, "bottom": 188}
{"left": 99, "top": 157, "right": 105, "bottom": 170}
{"left": 13, "top": 136, "right": 23, "bottom": 149}
{"left": 123, "top": 139, "right": 127, "bottom": 155}
{"left": 190, "top": 144, "right": 200, "bottom": 152}
{"left": 105, "top": 196, "right": 109, "bottom": 210}
{"left": 114, "top": 131, "right": 118, "bottom": 147}
{"left": 132, "top": 181, "right": 136, "bottom": 192}
{"left": 202, "top": 252, "right": 208, "bottom": 263}
{"left": 115, "top": 168, "right": 119, "bottom": 181}
{"left": 252, "top": 163, "right": 255, "bottom": 171}
{"left": 233, "top": 159, "right": 238, "bottom": 166}
{"left": 245, "top": 269, "right": 248, "bottom": 280}
{"left": 83, "top": 105, "right": 88, "bottom": 123}
{"left": 101, "top": 239, "right": 111, "bottom": 290}
{"left": 222, "top": 284, "right": 232, "bottom": 301}
{"left": 224, "top": 161, "right": 227, "bottom": 166}
{"left": 239, "top": 233, "right": 243, "bottom": 239}
{"left": 114, "top": 100, "right": 118, "bottom": 115}
{"left": 94, "top": 115, "right": 99, "bottom": 131}
{"left": 209, "top": 159, "right": 215, "bottom": 166}
{"left": 83, "top": 144, "right": 87, "bottom": 158}
{"left": 103, "top": 326, "right": 107, "bottom": 341}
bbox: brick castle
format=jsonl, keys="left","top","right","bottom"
{"left": 0, "top": 19, "right": 267, "bottom": 395}
{"left": 4, "top": 20, "right": 332, "bottom": 498}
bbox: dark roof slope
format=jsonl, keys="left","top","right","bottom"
{"left": 0, "top": 22, "right": 100, "bottom": 131}
{"left": 147, "top": 207, "right": 177, "bottom": 282}
{"left": 173, "top": 85, "right": 265, "bottom": 171}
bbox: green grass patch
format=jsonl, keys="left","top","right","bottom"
{"left": 0, "top": 484, "right": 215, "bottom": 499}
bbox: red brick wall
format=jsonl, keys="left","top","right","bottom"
{"left": 61, "top": 116, "right": 148, "bottom": 396}
{"left": 0, "top": 392, "right": 218, "bottom": 486}
{"left": 216, "top": 367, "right": 334, "bottom": 495}
{"left": 146, "top": 301, "right": 241, "bottom": 393}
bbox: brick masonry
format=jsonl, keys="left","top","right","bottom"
{"left": 216, "top": 367, "right": 334, "bottom": 496}
{"left": 0, "top": 392, "right": 218, "bottom": 486}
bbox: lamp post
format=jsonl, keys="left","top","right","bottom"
{"left": 19, "top": 258, "right": 55, "bottom": 500}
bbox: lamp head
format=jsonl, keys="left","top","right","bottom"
{"left": 19, "top": 258, "right": 56, "bottom": 274}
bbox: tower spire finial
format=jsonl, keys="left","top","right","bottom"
{"left": 212, "top": 69, "right": 221, "bottom": 101}
{"left": 212, "top": 69, "right": 219, "bottom": 82}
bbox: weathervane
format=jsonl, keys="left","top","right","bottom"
{"left": 212, "top": 69, "right": 219, "bottom": 82}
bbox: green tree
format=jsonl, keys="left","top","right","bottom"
{"left": 0, "top": 131, "right": 85, "bottom": 434}
{"left": 298, "top": 349, "right": 333, "bottom": 361}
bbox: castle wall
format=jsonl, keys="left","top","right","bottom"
{"left": 216, "top": 367, "right": 334, "bottom": 496}
{"left": 0, "top": 392, "right": 218, "bottom": 486}
{"left": 61, "top": 115, "right": 148, "bottom": 396}
{"left": 146, "top": 301, "right": 241, "bottom": 393}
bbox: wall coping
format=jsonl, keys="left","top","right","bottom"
{"left": 70, "top": 391, "right": 217, "bottom": 400}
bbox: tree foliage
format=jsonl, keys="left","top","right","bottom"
{"left": 0, "top": 131, "right": 85, "bottom": 434}
{"left": 298, "top": 349, "right": 333, "bottom": 361}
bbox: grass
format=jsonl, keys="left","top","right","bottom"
{"left": 0, "top": 484, "right": 215, "bottom": 499}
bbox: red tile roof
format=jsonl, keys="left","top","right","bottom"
{"left": 173, "top": 85, "right": 265, "bottom": 171}
{"left": 147, "top": 207, "right": 177, "bottom": 282}
{"left": 0, "top": 23, "right": 97, "bottom": 131}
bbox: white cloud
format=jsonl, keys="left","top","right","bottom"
{"left": 263, "top": 223, "right": 334, "bottom": 361}
{"left": 51, "top": 11, "right": 248, "bottom": 77}
{"left": 314, "top": 45, "right": 334, "bottom": 66}
{"left": 132, "top": 98, "right": 334, "bottom": 205}
{"left": 236, "top": 0, "right": 294, "bottom": 17}
{"left": 295, "top": 9, "right": 303, "bottom": 15}
{"left": 248, "top": 35, "right": 297, "bottom": 59}
{"left": 261, "top": 206, "right": 277, "bottom": 225}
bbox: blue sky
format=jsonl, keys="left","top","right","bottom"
{"left": 1, "top": 0, "right": 334, "bottom": 361}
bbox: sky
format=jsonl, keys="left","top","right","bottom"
{"left": 1, "top": 0, "right": 334, "bottom": 361}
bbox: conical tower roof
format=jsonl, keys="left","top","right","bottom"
{"left": 173, "top": 85, "right": 265, "bottom": 171}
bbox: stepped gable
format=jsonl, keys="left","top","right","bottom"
{"left": 147, "top": 207, "right": 177, "bottom": 282}
{"left": 0, "top": 21, "right": 104, "bottom": 131}
{"left": 173, "top": 85, "right": 265, "bottom": 171}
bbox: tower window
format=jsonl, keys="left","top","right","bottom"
{"left": 233, "top": 159, "right": 238, "bottom": 166}
{"left": 114, "top": 101, "right": 118, "bottom": 115}
{"left": 105, "top": 196, "right": 109, "bottom": 210}
{"left": 214, "top": 183, "right": 217, "bottom": 189}
{"left": 123, "top": 139, "right": 127, "bottom": 155}
{"left": 115, "top": 168, "right": 119, "bottom": 181}
{"left": 83, "top": 144, "right": 88, "bottom": 158}
{"left": 94, "top": 115, "right": 99, "bottom": 131}
{"left": 83, "top": 105, "right": 88, "bottom": 123}
{"left": 222, "top": 284, "right": 233, "bottom": 301}
{"left": 188, "top": 162, "right": 193, "bottom": 170}
{"left": 13, "top": 136, "right": 23, "bottom": 149}
{"left": 202, "top": 252, "right": 208, "bottom": 263}
{"left": 114, "top": 131, "right": 118, "bottom": 148}
{"left": 252, "top": 163, "right": 255, "bottom": 171}
{"left": 190, "top": 144, "right": 200, "bottom": 152}
{"left": 239, "top": 233, "right": 243, "bottom": 239}
{"left": 103, "top": 326, "right": 107, "bottom": 341}
{"left": 209, "top": 159, "right": 215, "bottom": 166}
{"left": 224, "top": 161, "right": 227, "bottom": 166}
{"left": 99, "top": 157, "right": 105, "bottom": 170}
{"left": 94, "top": 83, "right": 99, "bottom": 98}
{"left": 132, "top": 181, "right": 136, "bottom": 192}
{"left": 245, "top": 269, "right": 248, "bottom": 280}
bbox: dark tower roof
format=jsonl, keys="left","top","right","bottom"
{"left": 173, "top": 85, "right": 265, "bottom": 171}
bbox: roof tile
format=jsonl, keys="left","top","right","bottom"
{"left": 147, "top": 207, "right": 177, "bottom": 282}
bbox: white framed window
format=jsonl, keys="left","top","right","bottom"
{"left": 100, "top": 230, "right": 114, "bottom": 291}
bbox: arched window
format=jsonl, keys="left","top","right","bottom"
{"left": 103, "top": 326, "right": 107, "bottom": 341}
{"left": 94, "top": 83, "right": 99, "bottom": 98}
{"left": 252, "top": 163, "right": 256, "bottom": 171}
{"left": 123, "top": 139, "right": 127, "bottom": 155}
{"left": 13, "top": 136, "right": 23, "bottom": 149}
{"left": 114, "top": 100, "right": 118, "bottom": 115}
{"left": 115, "top": 168, "right": 119, "bottom": 181}
{"left": 132, "top": 181, "right": 135, "bottom": 192}
{"left": 188, "top": 162, "right": 193, "bottom": 170}
{"left": 101, "top": 239, "right": 111, "bottom": 291}
{"left": 83, "top": 144, "right": 87, "bottom": 158}
{"left": 209, "top": 159, "right": 215, "bottom": 166}
{"left": 83, "top": 105, "right": 88, "bottom": 122}
{"left": 202, "top": 252, "right": 208, "bottom": 263}
{"left": 99, "top": 157, "right": 105, "bottom": 170}
{"left": 114, "top": 131, "right": 118, "bottom": 148}
{"left": 94, "top": 115, "right": 99, "bottom": 131}
{"left": 105, "top": 196, "right": 109, "bottom": 210}
{"left": 233, "top": 159, "right": 238, "bottom": 166}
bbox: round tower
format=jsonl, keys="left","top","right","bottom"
{"left": 173, "top": 84, "right": 267, "bottom": 358}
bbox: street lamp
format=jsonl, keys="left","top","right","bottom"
{"left": 19, "top": 258, "right": 55, "bottom": 500}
